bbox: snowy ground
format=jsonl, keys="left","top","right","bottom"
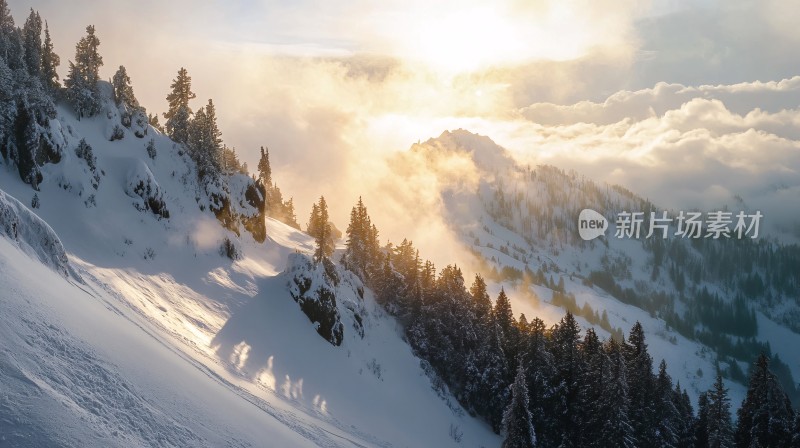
{"left": 0, "top": 102, "right": 500, "bottom": 447}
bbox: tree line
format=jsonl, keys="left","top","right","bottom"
{"left": 332, "top": 197, "right": 800, "bottom": 448}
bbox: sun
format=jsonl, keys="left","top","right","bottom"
{"left": 375, "top": 3, "right": 589, "bottom": 75}
{"left": 411, "top": 8, "right": 520, "bottom": 73}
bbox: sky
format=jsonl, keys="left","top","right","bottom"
{"left": 8, "top": 0, "right": 800, "bottom": 260}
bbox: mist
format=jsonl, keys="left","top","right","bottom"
{"left": 8, "top": 0, "right": 800, "bottom": 267}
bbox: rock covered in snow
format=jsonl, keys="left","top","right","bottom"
{"left": 0, "top": 189, "right": 75, "bottom": 278}
{"left": 124, "top": 160, "right": 169, "bottom": 219}
{"left": 284, "top": 253, "right": 366, "bottom": 345}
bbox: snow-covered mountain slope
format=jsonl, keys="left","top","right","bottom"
{"left": 0, "top": 97, "right": 500, "bottom": 446}
{"left": 395, "top": 129, "right": 800, "bottom": 409}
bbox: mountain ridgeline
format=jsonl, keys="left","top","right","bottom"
{"left": 396, "top": 130, "right": 800, "bottom": 404}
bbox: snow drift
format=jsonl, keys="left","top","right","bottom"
{"left": 0, "top": 188, "right": 74, "bottom": 278}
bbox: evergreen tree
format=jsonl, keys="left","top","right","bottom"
{"left": 221, "top": 145, "right": 245, "bottom": 174}
{"left": 112, "top": 65, "right": 138, "bottom": 108}
{"left": 470, "top": 274, "right": 492, "bottom": 321}
{"left": 148, "top": 113, "right": 164, "bottom": 132}
{"left": 600, "top": 337, "right": 636, "bottom": 448}
{"left": 792, "top": 412, "right": 800, "bottom": 448}
{"left": 22, "top": 9, "right": 42, "bottom": 78}
{"left": 187, "top": 99, "right": 222, "bottom": 179}
{"left": 546, "top": 311, "right": 583, "bottom": 448}
{"left": 202, "top": 99, "right": 222, "bottom": 162}
{"left": 187, "top": 106, "right": 206, "bottom": 157}
{"left": 311, "top": 196, "right": 333, "bottom": 261}
{"left": 494, "top": 288, "right": 518, "bottom": 373}
{"left": 420, "top": 265, "right": 479, "bottom": 398}
{"left": 625, "top": 321, "right": 656, "bottom": 446}
{"left": 111, "top": 65, "right": 146, "bottom": 133}
{"left": 0, "top": 9, "right": 24, "bottom": 72}
{"left": 40, "top": 21, "right": 59, "bottom": 90}
{"left": 522, "top": 317, "right": 554, "bottom": 444}
{"left": 257, "top": 146, "right": 271, "bottom": 186}
{"left": 465, "top": 317, "right": 509, "bottom": 432}
{"left": 706, "top": 374, "right": 733, "bottom": 448}
{"left": 164, "top": 67, "right": 195, "bottom": 144}
{"left": 579, "top": 328, "right": 607, "bottom": 447}
{"left": 502, "top": 365, "right": 537, "bottom": 448}
{"left": 735, "top": 354, "right": 796, "bottom": 447}
{"left": 0, "top": 0, "right": 15, "bottom": 62}
{"left": 674, "top": 384, "right": 696, "bottom": 448}
{"left": 654, "top": 360, "right": 679, "bottom": 448}
{"left": 343, "top": 197, "right": 380, "bottom": 281}
{"left": 64, "top": 25, "right": 102, "bottom": 118}
{"left": 308, "top": 203, "right": 320, "bottom": 238}
{"left": 255, "top": 147, "right": 297, "bottom": 229}
{"left": 146, "top": 138, "right": 157, "bottom": 159}
{"left": 694, "top": 392, "right": 710, "bottom": 448}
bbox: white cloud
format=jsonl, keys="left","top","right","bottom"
{"left": 504, "top": 81, "right": 800, "bottom": 241}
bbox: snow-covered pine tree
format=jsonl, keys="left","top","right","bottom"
{"left": 342, "top": 197, "right": 382, "bottom": 283}
{"left": 694, "top": 392, "right": 710, "bottom": 448}
{"left": 546, "top": 311, "right": 583, "bottom": 448}
{"left": 65, "top": 25, "right": 103, "bottom": 118}
{"left": 312, "top": 196, "right": 333, "bottom": 262}
{"left": 494, "top": 287, "right": 518, "bottom": 374}
{"left": 735, "top": 354, "right": 796, "bottom": 447}
{"left": 1, "top": 8, "right": 24, "bottom": 73}
{"left": 186, "top": 99, "right": 222, "bottom": 180}
{"left": 22, "top": 8, "right": 42, "bottom": 79}
{"left": 257, "top": 146, "right": 271, "bottom": 186}
{"left": 112, "top": 65, "right": 138, "bottom": 108}
{"left": 501, "top": 365, "right": 536, "bottom": 448}
{"left": 625, "top": 321, "right": 657, "bottom": 447}
{"left": 0, "top": 0, "right": 15, "bottom": 61}
{"left": 654, "top": 359, "right": 680, "bottom": 448}
{"left": 40, "top": 21, "right": 59, "bottom": 91}
{"left": 221, "top": 145, "right": 245, "bottom": 174}
{"left": 74, "top": 138, "right": 96, "bottom": 172}
{"left": 579, "top": 328, "right": 607, "bottom": 447}
{"left": 146, "top": 138, "right": 157, "bottom": 159}
{"left": 463, "top": 274, "right": 509, "bottom": 431}
{"left": 308, "top": 202, "right": 320, "bottom": 238}
{"left": 0, "top": 6, "right": 57, "bottom": 190}
{"left": 706, "top": 374, "right": 733, "bottom": 448}
{"left": 600, "top": 337, "right": 636, "bottom": 448}
{"left": 465, "top": 316, "right": 509, "bottom": 432}
{"left": 112, "top": 65, "right": 147, "bottom": 135}
{"left": 188, "top": 106, "right": 206, "bottom": 157}
{"left": 148, "top": 113, "right": 164, "bottom": 132}
{"left": 201, "top": 99, "right": 222, "bottom": 168}
{"left": 469, "top": 274, "right": 492, "bottom": 321}
{"left": 418, "top": 264, "right": 477, "bottom": 393}
{"left": 673, "top": 383, "right": 696, "bottom": 448}
{"left": 164, "top": 67, "right": 195, "bottom": 144}
{"left": 522, "top": 316, "right": 554, "bottom": 445}
{"left": 282, "top": 197, "right": 299, "bottom": 228}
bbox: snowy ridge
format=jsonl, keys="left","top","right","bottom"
{"left": 0, "top": 86, "right": 500, "bottom": 446}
